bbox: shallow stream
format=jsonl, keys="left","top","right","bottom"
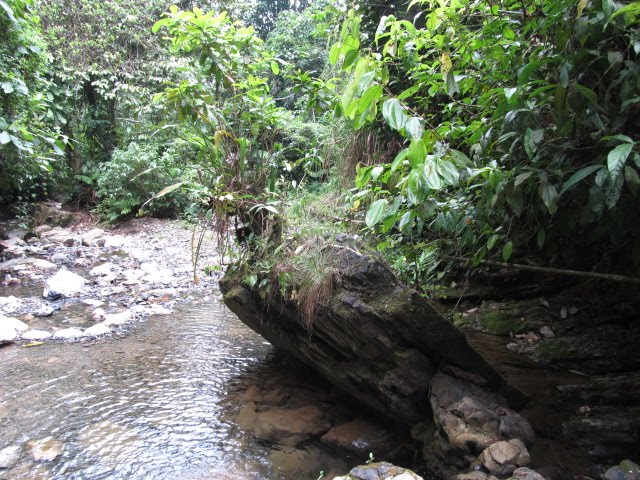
{"left": 0, "top": 298, "right": 355, "bottom": 479}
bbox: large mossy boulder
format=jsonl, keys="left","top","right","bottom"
{"left": 220, "top": 242, "right": 526, "bottom": 424}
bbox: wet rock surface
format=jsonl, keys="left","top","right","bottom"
{"left": 334, "top": 461, "right": 424, "bottom": 480}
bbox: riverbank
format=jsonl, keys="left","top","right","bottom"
{"left": 0, "top": 206, "right": 422, "bottom": 479}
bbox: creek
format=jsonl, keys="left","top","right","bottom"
{"left": 0, "top": 296, "right": 359, "bottom": 479}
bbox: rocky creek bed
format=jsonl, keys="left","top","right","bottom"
{"left": 0, "top": 207, "right": 425, "bottom": 479}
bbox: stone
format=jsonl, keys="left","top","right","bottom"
{"left": 83, "top": 299, "right": 104, "bottom": 307}
{"left": 252, "top": 405, "right": 331, "bottom": 446}
{"left": 0, "top": 445, "right": 21, "bottom": 469}
{"left": 27, "top": 258, "right": 57, "bottom": 270}
{"left": 81, "top": 228, "right": 105, "bottom": 247}
{"left": 33, "top": 305, "right": 55, "bottom": 317}
{"left": 321, "top": 418, "right": 394, "bottom": 454}
{"left": 43, "top": 268, "right": 87, "bottom": 298}
{"left": 220, "top": 245, "right": 520, "bottom": 425}
{"left": 52, "top": 328, "right": 83, "bottom": 340}
{"left": 604, "top": 460, "right": 640, "bottom": 480}
{"left": 146, "top": 305, "right": 173, "bottom": 315}
{"left": 92, "top": 307, "right": 107, "bottom": 321}
{"left": 83, "top": 323, "right": 112, "bottom": 337}
{"left": 510, "top": 467, "right": 548, "bottom": 480}
{"left": 103, "top": 310, "right": 131, "bottom": 327}
{"left": 28, "top": 437, "right": 63, "bottom": 462}
{"left": 0, "top": 315, "right": 29, "bottom": 333}
{"left": 90, "top": 262, "right": 116, "bottom": 277}
{"left": 562, "top": 407, "right": 640, "bottom": 459}
{"left": 334, "top": 462, "right": 423, "bottom": 480}
{"left": 429, "top": 372, "right": 534, "bottom": 456}
{"left": 22, "top": 329, "right": 53, "bottom": 341}
{"left": 34, "top": 202, "right": 74, "bottom": 227}
{"left": 539, "top": 326, "right": 554, "bottom": 338}
{"left": 0, "top": 296, "right": 23, "bottom": 313}
{"left": 50, "top": 253, "right": 69, "bottom": 264}
{"left": 0, "top": 315, "right": 27, "bottom": 341}
{"left": 456, "top": 472, "right": 499, "bottom": 480}
{"left": 478, "top": 439, "right": 531, "bottom": 476}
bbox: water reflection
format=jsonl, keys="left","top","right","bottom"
{"left": 0, "top": 299, "right": 356, "bottom": 479}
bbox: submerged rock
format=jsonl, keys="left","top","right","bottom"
{"left": 321, "top": 418, "right": 396, "bottom": 454}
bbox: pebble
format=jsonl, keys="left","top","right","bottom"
{"left": 33, "top": 305, "right": 55, "bottom": 317}
{"left": 22, "top": 329, "right": 53, "bottom": 341}
{"left": 539, "top": 326, "right": 554, "bottom": 338}
{"left": 52, "top": 328, "right": 84, "bottom": 341}
{"left": 83, "top": 323, "right": 112, "bottom": 337}
{"left": 28, "top": 437, "right": 63, "bottom": 462}
{"left": 0, "top": 445, "right": 21, "bottom": 469}
{"left": 103, "top": 310, "right": 131, "bottom": 328}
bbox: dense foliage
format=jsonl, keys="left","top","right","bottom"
{"left": 0, "top": 0, "right": 66, "bottom": 206}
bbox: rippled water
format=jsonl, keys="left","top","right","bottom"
{"left": 0, "top": 298, "right": 352, "bottom": 479}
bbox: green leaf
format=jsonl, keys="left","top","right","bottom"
{"left": 382, "top": 99, "right": 408, "bottom": 131}
{"left": 408, "top": 139, "right": 427, "bottom": 168}
{"left": 424, "top": 157, "right": 443, "bottom": 190}
{"left": 407, "top": 170, "right": 425, "bottom": 205}
{"left": 390, "top": 149, "right": 408, "bottom": 173}
{"left": 141, "top": 181, "right": 186, "bottom": 207}
{"left": 405, "top": 117, "right": 424, "bottom": 140}
{"left": 329, "top": 43, "right": 341, "bottom": 65}
{"left": 625, "top": 166, "right": 640, "bottom": 196}
{"left": 436, "top": 159, "right": 459, "bottom": 186}
{"left": 366, "top": 199, "right": 389, "bottom": 227}
{"left": 371, "top": 165, "right": 384, "bottom": 181}
{"left": 607, "top": 143, "right": 633, "bottom": 180}
{"left": 244, "top": 274, "right": 258, "bottom": 288}
{"left": 517, "top": 61, "right": 541, "bottom": 86}
{"left": 514, "top": 171, "right": 534, "bottom": 187}
{"left": 502, "top": 241, "right": 513, "bottom": 262}
{"left": 270, "top": 61, "right": 280, "bottom": 75}
{"left": 487, "top": 235, "right": 499, "bottom": 251}
{"left": 524, "top": 128, "right": 544, "bottom": 159}
{"left": 539, "top": 181, "right": 559, "bottom": 215}
{"left": 398, "top": 211, "right": 412, "bottom": 231}
{"left": 561, "top": 165, "right": 603, "bottom": 194}
{"left": 537, "top": 229, "right": 546, "bottom": 250}
{"left": 445, "top": 71, "right": 460, "bottom": 97}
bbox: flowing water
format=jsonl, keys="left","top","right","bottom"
{"left": 0, "top": 297, "right": 356, "bottom": 479}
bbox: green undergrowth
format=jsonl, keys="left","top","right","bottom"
{"left": 231, "top": 180, "right": 355, "bottom": 331}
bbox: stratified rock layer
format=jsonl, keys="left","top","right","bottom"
{"left": 221, "top": 245, "right": 521, "bottom": 424}
{"left": 221, "top": 242, "right": 534, "bottom": 472}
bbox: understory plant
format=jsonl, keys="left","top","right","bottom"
{"left": 330, "top": 0, "right": 640, "bottom": 276}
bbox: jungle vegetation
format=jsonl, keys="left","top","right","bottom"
{"left": 2, "top": 0, "right": 640, "bottom": 289}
